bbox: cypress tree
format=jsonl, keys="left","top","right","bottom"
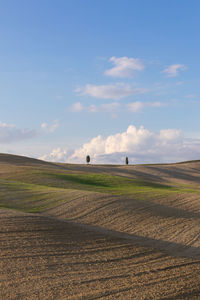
{"left": 86, "top": 155, "right": 90, "bottom": 164}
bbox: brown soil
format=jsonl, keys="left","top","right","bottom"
{"left": 1, "top": 209, "right": 200, "bottom": 299}
{"left": 1, "top": 154, "right": 200, "bottom": 299}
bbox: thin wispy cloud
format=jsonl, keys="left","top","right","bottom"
{"left": 71, "top": 102, "right": 120, "bottom": 114}
{"left": 162, "top": 64, "right": 186, "bottom": 77}
{"left": 88, "top": 104, "right": 98, "bottom": 112}
{"left": 127, "top": 102, "right": 144, "bottom": 112}
{"left": 0, "top": 122, "right": 36, "bottom": 143}
{"left": 71, "top": 102, "right": 84, "bottom": 112}
{"left": 89, "top": 102, "right": 120, "bottom": 113}
{"left": 76, "top": 83, "right": 148, "bottom": 100}
{"left": 127, "top": 101, "right": 166, "bottom": 112}
{"left": 41, "top": 120, "right": 60, "bottom": 133}
{"left": 71, "top": 101, "right": 165, "bottom": 114}
{"left": 104, "top": 56, "right": 144, "bottom": 78}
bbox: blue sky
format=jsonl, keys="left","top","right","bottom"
{"left": 0, "top": 0, "right": 200, "bottom": 163}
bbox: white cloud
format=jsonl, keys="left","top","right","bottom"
{"left": 162, "top": 64, "right": 186, "bottom": 77}
{"left": 41, "top": 125, "right": 200, "bottom": 164}
{"left": 76, "top": 83, "right": 148, "bottom": 100}
{"left": 88, "top": 104, "right": 98, "bottom": 112}
{"left": 89, "top": 102, "right": 120, "bottom": 118}
{"left": 70, "top": 102, "right": 120, "bottom": 114}
{"left": 105, "top": 56, "right": 144, "bottom": 78}
{"left": 0, "top": 122, "right": 36, "bottom": 144}
{"left": 69, "top": 125, "right": 200, "bottom": 164}
{"left": 150, "top": 102, "right": 164, "bottom": 108}
{"left": 127, "top": 101, "right": 165, "bottom": 112}
{"left": 127, "top": 101, "right": 144, "bottom": 112}
{"left": 41, "top": 120, "right": 59, "bottom": 133}
{"left": 41, "top": 123, "right": 48, "bottom": 130}
{"left": 159, "top": 129, "right": 181, "bottom": 142}
{"left": 39, "top": 147, "right": 68, "bottom": 163}
{"left": 88, "top": 103, "right": 120, "bottom": 113}
{"left": 71, "top": 101, "right": 165, "bottom": 114}
{"left": 71, "top": 102, "right": 84, "bottom": 112}
{"left": 49, "top": 122, "right": 59, "bottom": 133}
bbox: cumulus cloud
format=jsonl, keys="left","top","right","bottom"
{"left": 41, "top": 120, "right": 59, "bottom": 133}
{"left": 76, "top": 83, "right": 148, "bottom": 100}
{"left": 127, "top": 101, "right": 165, "bottom": 112}
{"left": 40, "top": 125, "right": 200, "bottom": 164}
{"left": 162, "top": 64, "right": 186, "bottom": 77}
{"left": 104, "top": 56, "right": 145, "bottom": 78}
{"left": 0, "top": 122, "right": 36, "bottom": 144}
{"left": 39, "top": 148, "right": 68, "bottom": 162}
{"left": 69, "top": 126, "right": 200, "bottom": 164}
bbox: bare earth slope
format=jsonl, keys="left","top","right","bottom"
{"left": 2, "top": 209, "right": 200, "bottom": 299}
{"left": 1, "top": 154, "right": 200, "bottom": 299}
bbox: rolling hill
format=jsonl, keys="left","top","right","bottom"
{"left": 1, "top": 153, "right": 200, "bottom": 299}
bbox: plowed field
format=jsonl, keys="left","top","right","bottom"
{"left": 1, "top": 154, "right": 200, "bottom": 299}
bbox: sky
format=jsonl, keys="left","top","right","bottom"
{"left": 0, "top": 0, "right": 200, "bottom": 164}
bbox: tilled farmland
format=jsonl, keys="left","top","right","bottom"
{"left": 1, "top": 154, "right": 200, "bottom": 299}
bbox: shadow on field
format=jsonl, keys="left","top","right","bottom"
{"left": 114, "top": 197, "right": 200, "bottom": 221}
{"left": 63, "top": 194, "right": 200, "bottom": 223}
{"left": 2, "top": 212, "right": 199, "bottom": 259}
{"left": 147, "top": 166, "right": 200, "bottom": 184}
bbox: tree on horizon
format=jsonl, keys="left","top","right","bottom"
{"left": 86, "top": 155, "right": 90, "bottom": 164}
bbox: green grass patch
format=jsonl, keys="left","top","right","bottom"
{"left": 0, "top": 179, "right": 87, "bottom": 213}
{"left": 45, "top": 172, "right": 176, "bottom": 195}
{"left": 1, "top": 170, "right": 200, "bottom": 214}
{"left": 43, "top": 172, "right": 200, "bottom": 197}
